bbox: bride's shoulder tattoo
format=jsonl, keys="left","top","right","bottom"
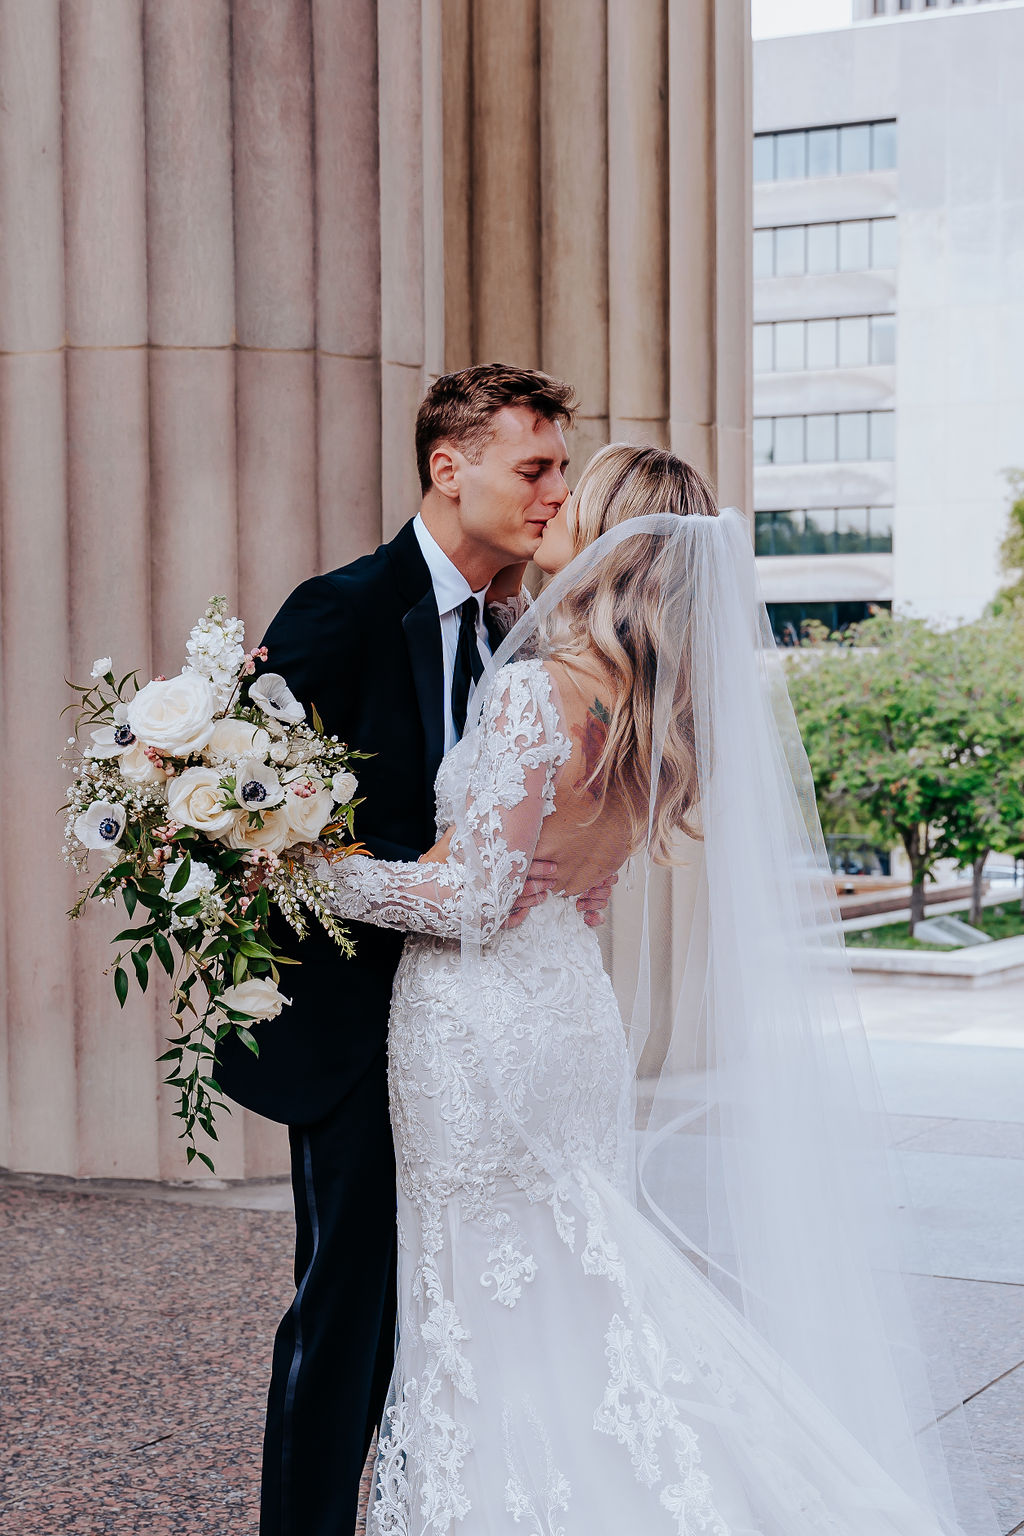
{"left": 572, "top": 698, "right": 611, "bottom": 796}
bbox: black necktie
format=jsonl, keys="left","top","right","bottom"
{"left": 451, "top": 597, "right": 485, "bottom": 739}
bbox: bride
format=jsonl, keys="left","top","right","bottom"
{"left": 313, "top": 444, "right": 991, "bottom": 1535}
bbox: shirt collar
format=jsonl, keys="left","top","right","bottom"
{"left": 413, "top": 514, "right": 488, "bottom": 619}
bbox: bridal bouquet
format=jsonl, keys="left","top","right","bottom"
{"left": 63, "top": 597, "right": 366, "bottom": 1170}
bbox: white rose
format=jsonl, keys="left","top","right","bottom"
{"left": 248, "top": 672, "right": 305, "bottom": 725}
{"left": 167, "top": 766, "right": 236, "bottom": 834}
{"left": 163, "top": 858, "right": 217, "bottom": 908}
{"left": 205, "top": 717, "right": 271, "bottom": 766}
{"left": 74, "top": 800, "right": 126, "bottom": 851}
{"left": 216, "top": 978, "right": 289, "bottom": 1021}
{"left": 269, "top": 740, "right": 290, "bottom": 765}
{"left": 119, "top": 741, "right": 168, "bottom": 787}
{"left": 224, "top": 807, "right": 292, "bottom": 854}
{"left": 283, "top": 784, "right": 335, "bottom": 847}
{"left": 127, "top": 670, "right": 216, "bottom": 756}
{"left": 91, "top": 657, "right": 112, "bottom": 680}
{"left": 330, "top": 770, "right": 358, "bottom": 804}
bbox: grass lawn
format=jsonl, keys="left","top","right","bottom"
{"left": 844, "top": 901, "right": 1024, "bottom": 950}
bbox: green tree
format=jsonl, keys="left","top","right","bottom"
{"left": 786, "top": 615, "right": 960, "bottom": 929}
{"left": 994, "top": 469, "right": 1024, "bottom": 612}
{"left": 941, "top": 613, "right": 1024, "bottom": 922}
{"left": 787, "top": 611, "right": 1024, "bottom": 932}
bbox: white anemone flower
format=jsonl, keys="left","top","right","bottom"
{"left": 88, "top": 704, "right": 138, "bottom": 758}
{"left": 235, "top": 757, "right": 285, "bottom": 810}
{"left": 74, "top": 800, "right": 127, "bottom": 851}
{"left": 248, "top": 672, "right": 305, "bottom": 725}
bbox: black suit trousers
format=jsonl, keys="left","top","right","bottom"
{"left": 259, "top": 1048, "right": 397, "bottom": 1536}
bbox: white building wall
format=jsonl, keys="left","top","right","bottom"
{"left": 754, "top": 1, "right": 1024, "bottom": 624}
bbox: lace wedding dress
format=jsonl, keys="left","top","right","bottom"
{"left": 316, "top": 657, "right": 951, "bottom": 1536}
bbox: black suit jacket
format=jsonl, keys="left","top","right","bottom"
{"left": 216, "top": 519, "right": 446, "bottom": 1125}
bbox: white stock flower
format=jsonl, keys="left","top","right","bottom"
{"left": 224, "top": 807, "right": 291, "bottom": 854}
{"left": 205, "top": 717, "right": 271, "bottom": 766}
{"left": 216, "top": 977, "right": 289, "bottom": 1021}
{"left": 331, "top": 770, "right": 358, "bottom": 804}
{"left": 248, "top": 673, "right": 305, "bottom": 725}
{"left": 163, "top": 858, "right": 217, "bottom": 908}
{"left": 74, "top": 800, "right": 126, "bottom": 851}
{"left": 127, "top": 671, "right": 216, "bottom": 756}
{"left": 283, "top": 784, "right": 334, "bottom": 847}
{"left": 235, "top": 758, "right": 285, "bottom": 811}
{"left": 186, "top": 598, "right": 246, "bottom": 709}
{"left": 167, "top": 766, "right": 236, "bottom": 834}
{"left": 90, "top": 657, "right": 112, "bottom": 680}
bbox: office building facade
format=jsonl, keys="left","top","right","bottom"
{"left": 754, "top": 0, "right": 1024, "bottom": 635}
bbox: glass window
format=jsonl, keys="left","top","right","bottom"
{"left": 870, "top": 314, "right": 896, "bottom": 365}
{"left": 806, "top": 319, "right": 838, "bottom": 370}
{"left": 867, "top": 507, "right": 894, "bottom": 552}
{"left": 838, "top": 412, "right": 870, "bottom": 461}
{"left": 753, "top": 418, "right": 774, "bottom": 466}
{"left": 898, "top": 0, "right": 912, "bottom": 12}
{"left": 870, "top": 411, "right": 895, "bottom": 460}
{"left": 753, "top": 324, "right": 774, "bottom": 373}
{"left": 870, "top": 218, "right": 898, "bottom": 268}
{"left": 774, "top": 321, "right": 805, "bottom": 372}
{"left": 753, "top": 135, "right": 775, "bottom": 182}
{"left": 775, "top": 226, "right": 805, "bottom": 276}
{"left": 806, "top": 223, "right": 838, "bottom": 275}
{"left": 776, "top": 131, "right": 807, "bottom": 180}
{"left": 872, "top": 121, "right": 898, "bottom": 170}
{"left": 839, "top": 220, "right": 871, "bottom": 271}
{"left": 837, "top": 507, "right": 869, "bottom": 552}
{"left": 806, "top": 414, "right": 837, "bottom": 463}
{"left": 804, "top": 510, "right": 835, "bottom": 554}
{"left": 839, "top": 124, "right": 871, "bottom": 175}
{"left": 775, "top": 416, "right": 805, "bottom": 464}
{"left": 753, "top": 228, "right": 774, "bottom": 279}
{"left": 754, "top": 513, "right": 774, "bottom": 556}
{"left": 838, "top": 316, "right": 870, "bottom": 367}
{"left": 807, "top": 127, "right": 839, "bottom": 178}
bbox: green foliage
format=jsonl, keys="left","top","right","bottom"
{"left": 786, "top": 609, "right": 1024, "bottom": 927}
{"left": 993, "top": 469, "right": 1024, "bottom": 612}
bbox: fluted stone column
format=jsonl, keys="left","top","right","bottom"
{"left": 0, "top": 0, "right": 750, "bottom": 1181}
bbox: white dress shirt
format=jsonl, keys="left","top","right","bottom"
{"left": 413, "top": 514, "right": 492, "bottom": 753}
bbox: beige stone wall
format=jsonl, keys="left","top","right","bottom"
{"left": 0, "top": 0, "right": 750, "bottom": 1181}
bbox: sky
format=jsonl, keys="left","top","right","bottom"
{"left": 752, "top": 0, "right": 853, "bottom": 39}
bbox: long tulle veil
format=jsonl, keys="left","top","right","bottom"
{"left": 452, "top": 509, "right": 995, "bottom": 1534}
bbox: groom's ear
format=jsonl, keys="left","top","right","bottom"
{"left": 429, "top": 444, "right": 461, "bottom": 502}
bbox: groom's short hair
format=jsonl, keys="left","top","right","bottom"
{"left": 415, "top": 363, "right": 577, "bottom": 493}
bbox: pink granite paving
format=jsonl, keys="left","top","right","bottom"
{"left": 0, "top": 1182, "right": 372, "bottom": 1535}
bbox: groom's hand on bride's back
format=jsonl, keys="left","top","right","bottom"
{"left": 505, "top": 867, "right": 617, "bottom": 930}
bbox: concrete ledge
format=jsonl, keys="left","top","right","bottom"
{"left": 847, "top": 935, "right": 1024, "bottom": 987}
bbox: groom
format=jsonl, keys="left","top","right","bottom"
{"left": 218, "top": 364, "right": 611, "bottom": 1536}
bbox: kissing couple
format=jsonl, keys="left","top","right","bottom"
{"left": 218, "top": 365, "right": 983, "bottom": 1536}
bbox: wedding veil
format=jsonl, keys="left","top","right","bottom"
{"left": 452, "top": 508, "right": 994, "bottom": 1534}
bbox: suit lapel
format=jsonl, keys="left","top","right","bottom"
{"left": 386, "top": 521, "right": 446, "bottom": 799}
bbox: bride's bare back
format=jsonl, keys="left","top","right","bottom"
{"left": 531, "top": 656, "right": 633, "bottom": 898}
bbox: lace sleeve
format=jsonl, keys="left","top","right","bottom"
{"left": 315, "top": 661, "right": 570, "bottom": 942}
{"left": 487, "top": 588, "right": 539, "bottom": 658}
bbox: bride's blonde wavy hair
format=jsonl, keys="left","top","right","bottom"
{"left": 545, "top": 443, "right": 719, "bottom": 862}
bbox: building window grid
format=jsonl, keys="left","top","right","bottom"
{"left": 754, "top": 119, "right": 897, "bottom": 182}
{"left": 753, "top": 217, "right": 897, "bottom": 279}
{"left": 755, "top": 508, "right": 894, "bottom": 557}
{"left": 754, "top": 411, "right": 895, "bottom": 465}
{"left": 755, "top": 314, "right": 896, "bottom": 372}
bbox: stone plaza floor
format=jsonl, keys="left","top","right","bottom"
{"left": 2, "top": 975, "right": 1021, "bottom": 1535}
